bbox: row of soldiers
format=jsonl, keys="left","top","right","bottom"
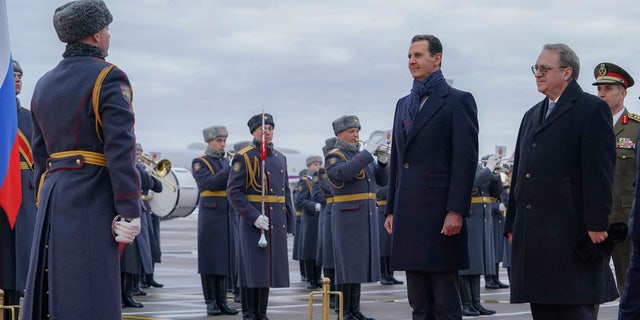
{"left": 191, "top": 113, "right": 392, "bottom": 320}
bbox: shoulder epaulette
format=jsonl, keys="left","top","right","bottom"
{"left": 237, "top": 145, "right": 255, "bottom": 155}
{"left": 628, "top": 112, "right": 640, "bottom": 123}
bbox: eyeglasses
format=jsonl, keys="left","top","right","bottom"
{"left": 531, "top": 65, "right": 568, "bottom": 75}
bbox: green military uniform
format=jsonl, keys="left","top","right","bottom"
{"left": 610, "top": 109, "right": 638, "bottom": 294}
{"left": 592, "top": 62, "right": 637, "bottom": 295}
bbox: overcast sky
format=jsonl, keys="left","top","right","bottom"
{"left": 6, "top": 0, "right": 640, "bottom": 162}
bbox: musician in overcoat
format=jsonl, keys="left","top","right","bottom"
{"left": 296, "top": 155, "right": 324, "bottom": 289}
{"left": 325, "top": 115, "right": 387, "bottom": 320}
{"left": 192, "top": 125, "right": 238, "bottom": 316}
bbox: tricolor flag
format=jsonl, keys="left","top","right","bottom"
{"left": 0, "top": 0, "right": 21, "bottom": 229}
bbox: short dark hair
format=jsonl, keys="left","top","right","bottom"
{"left": 411, "top": 34, "right": 442, "bottom": 66}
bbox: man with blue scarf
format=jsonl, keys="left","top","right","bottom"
{"left": 384, "top": 34, "right": 479, "bottom": 320}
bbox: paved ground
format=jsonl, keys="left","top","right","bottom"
{"left": 122, "top": 213, "right": 621, "bottom": 320}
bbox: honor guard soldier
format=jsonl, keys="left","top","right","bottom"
{"left": 23, "top": 1, "right": 142, "bottom": 319}
{"left": 227, "top": 113, "right": 295, "bottom": 320}
{"left": 592, "top": 62, "right": 637, "bottom": 296}
{"left": 292, "top": 169, "right": 307, "bottom": 283}
{"left": 317, "top": 137, "right": 338, "bottom": 309}
{"left": 295, "top": 155, "right": 324, "bottom": 289}
{"left": 192, "top": 126, "right": 239, "bottom": 316}
{"left": 458, "top": 158, "right": 501, "bottom": 316}
{"left": 325, "top": 115, "right": 388, "bottom": 320}
{"left": 0, "top": 59, "right": 37, "bottom": 311}
{"left": 121, "top": 143, "right": 163, "bottom": 308}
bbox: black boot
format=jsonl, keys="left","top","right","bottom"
{"left": 215, "top": 276, "right": 239, "bottom": 315}
{"left": 338, "top": 284, "right": 356, "bottom": 320}
{"left": 241, "top": 287, "right": 256, "bottom": 320}
{"left": 122, "top": 273, "right": 144, "bottom": 308}
{"left": 305, "top": 260, "right": 317, "bottom": 289}
{"left": 231, "top": 274, "right": 241, "bottom": 303}
{"left": 323, "top": 269, "right": 336, "bottom": 309}
{"left": 255, "top": 287, "right": 270, "bottom": 320}
{"left": 132, "top": 274, "right": 147, "bottom": 296}
{"left": 458, "top": 276, "right": 479, "bottom": 316}
{"left": 299, "top": 260, "right": 307, "bottom": 282}
{"left": 202, "top": 275, "right": 221, "bottom": 315}
{"left": 385, "top": 257, "right": 403, "bottom": 285}
{"left": 379, "top": 258, "right": 393, "bottom": 285}
{"left": 494, "top": 263, "right": 509, "bottom": 288}
{"left": 484, "top": 274, "right": 499, "bottom": 289}
{"left": 471, "top": 275, "right": 495, "bottom": 315}
{"left": 350, "top": 283, "right": 375, "bottom": 320}
{"left": 146, "top": 273, "right": 164, "bottom": 288}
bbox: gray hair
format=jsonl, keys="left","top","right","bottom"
{"left": 543, "top": 43, "right": 580, "bottom": 81}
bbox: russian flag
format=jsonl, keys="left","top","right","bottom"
{"left": 0, "top": 0, "right": 21, "bottom": 229}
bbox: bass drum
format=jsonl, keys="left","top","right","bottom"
{"left": 148, "top": 167, "right": 199, "bottom": 220}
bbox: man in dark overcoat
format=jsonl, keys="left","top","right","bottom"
{"left": 504, "top": 43, "right": 618, "bottom": 320}
{"left": 459, "top": 162, "right": 500, "bottom": 316}
{"left": 227, "top": 113, "right": 295, "bottom": 320}
{"left": 192, "top": 125, "right": 238, "bottom": 316}
{"left": 325, "top": 115, "right": 387, "bottom": 320}
{"left": 384, "top": 34, "right": 479, "bottom": 320}
{"left": 296, "top": 155, "right": 324, "bottom": 289}
{"left": 121, "top": 144, "right": 162, "bottom": 308}
{"left": 23, "top": 1, "right": 142, "bottom": 319}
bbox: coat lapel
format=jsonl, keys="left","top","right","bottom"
{"left": 534, "top": 81, "right": 581, "bottom": 135}
{"left": 405, "top": 84, "right": 448, "bottom": 145}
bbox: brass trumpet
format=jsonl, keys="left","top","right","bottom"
{"left": 141, "top": 154, "right": 177, "bottom": 191}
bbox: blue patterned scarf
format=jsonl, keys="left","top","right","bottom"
{"left": 402, "top": 69, "right": 445, "bottom": 135}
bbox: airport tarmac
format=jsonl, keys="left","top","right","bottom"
{"left": 123, "top": 213, "right": 621, "bottom": 320}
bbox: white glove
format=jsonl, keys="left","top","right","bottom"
{"left": 499, "top": 203, "right": 506, "bottom": 212}
{"left": 254, "top": 215, "right": 270, "bottom": 230}
{"left": 315, "top": 203, "right": 322, "bottom": 212}
{"left": 377, "top": 150, "right": 389, "bottom": 164}
{"left": 484, "top": 155, "right": 499, "bottom": 173}
{"left": 112, "top": 216, "right": 141, "bottom": 244}
{"left": 364, "top": 134, "right": 387, "bottom": 155}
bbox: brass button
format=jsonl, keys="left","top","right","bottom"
{"left": 526, "top": 204, "right": 532, "bottom": 210}
{"left": 75, "top": 158, "right": 81, "bottom": 165}
{"left": 525, "top": 173, "right": 531, "bottom": 178}
{"left": 404, "top": 163, "right": 409, "bottom": 169}
{"left": 48, "top": 162, "right": 52, "bottom": 168}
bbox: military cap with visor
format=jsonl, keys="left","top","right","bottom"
{"left": 592, "top": 62, "right": 634, "bottom": 89}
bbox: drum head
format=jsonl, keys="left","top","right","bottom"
{"left": 148, "top": 167, "right": 199, "bottom": 219}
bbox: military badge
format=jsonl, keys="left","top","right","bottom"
{"left": 329, "top": 158, "right": 336, "bottom": 164}
{"left": 233, "top": 162, "right": 241, "bottom": 172}
{"left": 597, "top": 63, "right": 607, "bottom": 77}
{"left": 313, "top": 176, "right": 319, "bottom": 182}
{"left": 194, "top": 162, "right": 201, "bottom": 171}
{"left": 622, "top": 115, "right": 629, "bottom": 124}
{"left": 617, "top": 137, "right": 636, "bottom": 149}
{"left": 120, "top": 84, "right": 132, "bottom": 105}
{"left": 297, "top": 185, "right": 303, "bottom": 192}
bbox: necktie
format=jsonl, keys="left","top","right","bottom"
{"left": 545, "top": 101, "right": 556, "bottom": 118}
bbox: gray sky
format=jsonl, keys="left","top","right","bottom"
{"left": 6, "top": 0, "right": 640, "bottom": 162}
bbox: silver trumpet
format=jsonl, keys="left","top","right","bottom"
{"left": 479, "top": 157, "right": 513, "bottom": 174}
{"left": 359, "top": 130, "right": 392, "bottom": 158}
